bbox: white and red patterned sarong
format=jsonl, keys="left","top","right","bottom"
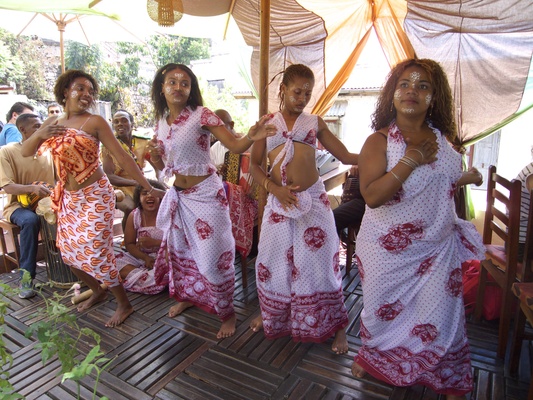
{"left": 115, "top": 208, "right": 167, "bottom": 294}
{"left": 255, "top": 179, "right": 348, "bottom": 342}
{"left": 57, "top": 176, "right": 120, "bottom": 287}
{"left": 355, "top": 122, "right": 485, "bottom": 396}
{"left": 154, "top": 174, "right": 235, "bottom": 321}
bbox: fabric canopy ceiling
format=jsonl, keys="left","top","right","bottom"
{"left": 1, "top": 0, "right": 532, "bottom": 144}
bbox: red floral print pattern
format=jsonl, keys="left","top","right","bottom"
{"left": 319, "top": 193, "right": 330, "bottom": 208}
{"left": 446, "top": 268, "right": 463, "bottom": 297}
{"left": 411, "top": 323, "right": 439, "bottom": 344}
{"left": 257, "top": 262, "right": 271, "bottom": 283}
{"left": 379, "top": 220, "right": 424, "bottom": 254}
{"left": 195, "top": 219, "right": 213, "bottom": 240}
{"left": 376, "top": 299, "right": 404, "bottom": 321}
{"left": 416, "top": 256, "right": 436, "bottom": 276}
{"left": 216, "top": 251, "right": 233, "bottom": 271}
{"left": 269, "top": 211, "right": 287, "bottom": 224}
{"left": 216, "top": 188, "right": 229, "bottom": 207}
{"left": 303, "top": 226, "right": 327, "bottom": 251}
{"left": 196, "top": 133, "right": 209, "bottom": 151}
{"left": 303, "top": 129, "right": 317, "bottom": 145}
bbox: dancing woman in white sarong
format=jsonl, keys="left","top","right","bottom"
{"left": 147, "top": 63, "right": 275, "bottom": 339}
{"left": 352, "top": 59, "right": 484, "bottom": 400}
{"left": 249, "top": 64, "right": 359, "bottom": 354}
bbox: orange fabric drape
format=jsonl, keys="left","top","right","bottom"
{"left": 312, "top": 0, "right": 414, "bottom": 116}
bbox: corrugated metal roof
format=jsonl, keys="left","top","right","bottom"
{"left": 325, "top": 100, "right": 348, "bottom": 117}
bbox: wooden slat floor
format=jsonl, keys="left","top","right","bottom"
{"left": 2, "top": 243, "right": 531, "bottom": 400}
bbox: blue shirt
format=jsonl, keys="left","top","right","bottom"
{"left": 0, "top": 123, "right": 22, "bottom": 146}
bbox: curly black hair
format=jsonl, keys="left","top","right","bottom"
{"left": 371, "top": 58, "right": 457, "bottom": 143}
{"left": 53, "top": 70, "right": 98, "bottom": 106}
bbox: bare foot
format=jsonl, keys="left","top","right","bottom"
{"left": 168, "top": 301, "right": 194, "bottom": 317}
{"left": 77, "top": 288, "right": 108, "bottom": 312}
{"left": 332, "top": 329, "right": 349, "bottom": 354}
{"left": 249, "top": 315, "right": 263, "bottom": 332}
{"left": 105, "top": 304, "right": 134, "bottom": 327}
{"left": 217, "top": 314, "right": 236, "bottom": 339}
{"left": 351, "top": 361, "right": 367, "bottom": 378}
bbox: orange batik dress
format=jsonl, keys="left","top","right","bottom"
{"left": 38, "top": 127, "right": 120, "bottom": 287}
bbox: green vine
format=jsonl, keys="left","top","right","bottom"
{"left": 1, "top": 270, "right": 111, "bottom": 399}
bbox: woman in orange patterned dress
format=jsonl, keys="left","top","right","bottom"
{"left": 22, "top": 70, "right": 165, "bottom": 327}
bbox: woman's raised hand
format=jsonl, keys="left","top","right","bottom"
{"left": 404, "top": 137, "right": 439, "bottom": 166}
{"left": 247, "top": 114, "right": 276, "bottom": 141}
{"left": 146, "top": 139, "right": 163, "bottom": 159}
{"left": 36, "top": 120, "right": 68, "bottom": 140}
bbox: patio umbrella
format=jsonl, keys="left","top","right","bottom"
{"left": 0, "top": 1, "right": 130, "bottom": 73}
{"left": 0, "top": 0, "right": 241, "bottom": 74}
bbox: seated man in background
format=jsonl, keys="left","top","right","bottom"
{"left": 210, "top": 109, "right": 241, "bottom": 173}
{"left": 333, "top": 165, "right": 366, "bottom": 259}
{"left": 0, "top": 113, "right": 54, "bottom": 298}
{"left": 46, "top": 102, "right": 62, "bottom": 119}
{"left": 0, "top": 102, "right": 34, "bottom": 146}
{"left": 101, "top": 109, "right": 144, "bottom": 231}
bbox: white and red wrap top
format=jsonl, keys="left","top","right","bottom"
{"left": 154, "top": 106, "right": 224, "bottom": 179}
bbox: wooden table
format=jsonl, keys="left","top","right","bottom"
{"left": 321, "top": 164, "right": 351, "bottom": 192}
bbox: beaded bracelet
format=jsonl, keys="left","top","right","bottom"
{"left": 390, "top": 171, "right": 404, "bottom": 184}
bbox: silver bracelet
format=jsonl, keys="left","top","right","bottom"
{"left": 390, "top": 170, "right": 404, "bottom": 184}
{"left": 406, "top": 148, "right": 424, "bottom": 162}
{"left": 245, "top": 133, "right": 253, "bottom": 141}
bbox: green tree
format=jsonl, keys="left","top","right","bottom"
{"left": 148, "top": 35, "right": 210, "bottom": 68}
{"left": 0, "top": 41, "right": 23, "bottom": 84}
{"left": 201, "top": 78, "right": 253, "bottom": 135}
{"left": 65, "top": 41, "right": 103, "bottom": 80}
{"left": 0, "top": 28, "right": 48, "bottom": 100}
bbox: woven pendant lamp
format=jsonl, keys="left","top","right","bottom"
{"left": 147, "top": 0, "right": 184, "bottom": 27}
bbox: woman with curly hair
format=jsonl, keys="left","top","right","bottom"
{"left": 351, "top": 59, "right": 484, "bottom": 399}
{"left": 22, "top": 70, "right": 165, "bottom": 327}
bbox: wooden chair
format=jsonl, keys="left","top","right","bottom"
{"left": 508, "top": 188, "right": 533, "bottom": 386}
{"left": 345, "top": 226, "right": 358, "bottom": 274}
{"left": 474, "top": 165, "right": 523, "bottom": 358}
{"left": 0, "top": 219, "right": 21, "bottom": 271}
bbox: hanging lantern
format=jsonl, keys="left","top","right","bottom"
{"left": 147, "top": 0, "right": 184, "bottom": 27}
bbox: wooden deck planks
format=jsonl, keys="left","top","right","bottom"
{"left": 2, "top": 254, "right": 531, "bottom": 399}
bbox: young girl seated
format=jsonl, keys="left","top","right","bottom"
{"left": 115, "top": 179, "right": 168, "bottom": 294}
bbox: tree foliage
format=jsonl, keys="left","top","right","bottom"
{"left": 149, "top": 35, "right": 210, "bottom": 68}
{"left": 0, "top": 31, "right": 221, "bottom": 126}
{"left": 65, "top": 41, "right": 103, "bottom": 80}
{"left": 0, "top": 28, "right": 48, "bottom": 100}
